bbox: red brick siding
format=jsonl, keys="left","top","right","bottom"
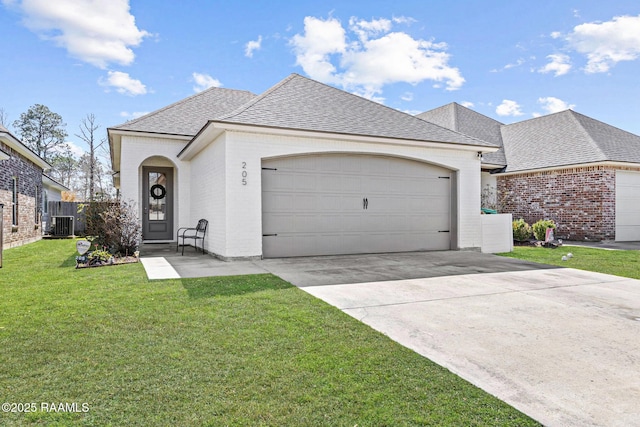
{"left": 497, "top": 166, "right": 626, "bottom": 241}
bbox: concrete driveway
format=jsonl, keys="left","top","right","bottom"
{"left": 142, "top": 247, "right": 640, "bottom": 426}
{"left": 262, "top": 252, "right": 640, "bottom": 427}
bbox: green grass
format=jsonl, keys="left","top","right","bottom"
{"left": 498, "top": 246, "right": 640, "bottom": 279}
{"left": 1, "top": 240, "right": 539, "bottom": 426}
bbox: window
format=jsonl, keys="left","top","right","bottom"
{"left": 12, "top": 177, "right": 18, "bottom": 226}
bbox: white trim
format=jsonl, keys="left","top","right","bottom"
{"left": 42, "top": 175, "right": 70, "bottom": 192}
{"left": 495, "top": 161, "right": 640, "bottom": 176}
{"left": 179, "top": 121, "right": 499, "bottom": 161}
{"left": 0, "top": 132, "right": 50, "bottom": 169}
{"left": 108, "top": 129, "right": 193, "bottom": 141}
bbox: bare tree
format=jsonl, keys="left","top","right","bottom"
{"left": 76, "top": 114, "right": 105, "bottom": 202}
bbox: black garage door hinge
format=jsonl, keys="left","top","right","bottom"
{"left": 438, "top": 176, "right": 450, "bottom": 179}
{"left": 438, "top": 230, "right": 450, "bottom": 233}
{"left": 262, "top": 167, "right": 278, "bottom": 171}
{"left": 262, "top": 233, "right": 278, "bottom": 237}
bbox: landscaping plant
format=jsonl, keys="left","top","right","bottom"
{"left": 83, "top": 199, "right": 141, "bottom": 256}
{"left": 532, "top": 219, "right": 556, "bottom": 241}
{"left": 512, "top": 218, "right": 532, "bottom": 242}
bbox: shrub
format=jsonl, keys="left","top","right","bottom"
{"left": 512, "top": 218, "right": 532, "bottom": 242}
{"left": 83, "top": 199, "right": 141, "bottom": 256}
{"left": 532, "top": 219, "right": 557, "bottom": 241}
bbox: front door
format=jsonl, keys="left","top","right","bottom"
{"left": 142, "top": 167, "right": 173, "bottom": 240}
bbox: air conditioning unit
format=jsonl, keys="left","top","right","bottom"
{"left": 51, "top": 216, "right": 74, "bottom": 237}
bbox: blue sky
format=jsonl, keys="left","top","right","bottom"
{"left": 2, "top": 0, "right": 640, "bottom": 158}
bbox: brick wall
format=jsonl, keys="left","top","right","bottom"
{"left": 497, "top": 166, "right": 620, "bottom": 241}
{"left": 0, "top": 140, "right": 43, "bottom": 248}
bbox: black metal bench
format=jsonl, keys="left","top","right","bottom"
{"left": 176, "top": 219, "right": 208, "bottom": 255}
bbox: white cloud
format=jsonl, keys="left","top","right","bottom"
{"left": 504, "top": 58, "right": 525, "bottom": 69}
{"left": 496, "top": 100, "right": 524, "bottom": 117}
{"left": 566, "top": 14, "right": 640, "bottom": 73}
{"left": 191, "top": 72, "right": 222, "bottom": 92}
{"left": 538, "top": 53, "right": 572, "bottom": 76}
{"left": 550, "top": 31, "right": 563, "bottom": 39}
{"left": 491, "top": 58, "right": 526, "bottom": 73}
{"left": 401, "top": 92, "right": 413, "bottom": 101}
{"left": 392, "top": 16, "right": 417, "bottom": 25}
{"left": 461, "top": 101, "right": 474, "bottom": 108}
{"left": 534, "top": 97, "right": 576, "bottom": 117}
{"left": 245, "top": 35, "right": 262, "bottom": 58}
{"left": 291, "top": 16, "right": 346, "bottom": 85}
{"left": 349, "top": 17, "right": 392, "bottom": 41}
{"left": 99, "top": 71, "right": 147, "bottom": 96}
{"left": 120, "top": 111, "right": 149, "bottom": 120}
{"left": 6, "top": 0, "right": 149, "bottom": 68}
{"left": 290, "top": 15, "right": 464, "bottom": 101}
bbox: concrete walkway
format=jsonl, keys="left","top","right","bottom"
{"left": 139, "top": 244, "right": 640, "bottom": 426}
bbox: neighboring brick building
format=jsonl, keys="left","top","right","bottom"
{"left": 419, "top": 104, "right": 640, "bottom": 242}
{"left": 0, "top": 124, "right": 50, "bottom": 248}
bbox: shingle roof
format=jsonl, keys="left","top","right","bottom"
{"left": 417, "top": 103, "right": 506, "bottom": 166}
{"left": 214, "top": 74, "right": 496, "bottom": 148}
{"left": 111, "top": 86, "right": 256, "bottom": 136}
{"left": 500, "top": 110, "right": 640, "bottom": 172}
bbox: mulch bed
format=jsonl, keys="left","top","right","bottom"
{"left": 76, "top": 256, "right": 139, "bottom": 269}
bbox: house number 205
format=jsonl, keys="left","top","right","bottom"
{"left": 241, "top": 162, "right": 247, "bottom": 185}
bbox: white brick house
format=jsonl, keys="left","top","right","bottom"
{"left": 109, "top": 74, "right": 498, "bottom": 259}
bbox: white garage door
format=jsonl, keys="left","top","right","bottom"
{"left": 261, "top": 154, "right": 452, "bottom": 258}
{"left": 616, "top": 171, "right": 640, "bottom": 241}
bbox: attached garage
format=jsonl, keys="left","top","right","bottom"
{"left": 616, "top": 170, "right": 640, "bottom": 241}
{"left": 262, "top": 154, "right": 453, "bottom": 257}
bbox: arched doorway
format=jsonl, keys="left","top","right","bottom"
{"left": 142, "top": 166, "right": 174, "bottom": 240}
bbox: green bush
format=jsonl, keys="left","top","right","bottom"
{"left": 512, "top": 218, "right": 532, "bottom": 241}
{"left": 532, "top": 219, "right": 557, "bottom": 241}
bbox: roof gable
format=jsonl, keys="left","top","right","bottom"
{"left": 215, "top": 74, "right": 495, "bottom": 148}
{"left": 111, "top": 86, "right": 256, "bottom": 136}
{"left": 418, "top": 103, "right": 506, "bottom": 166}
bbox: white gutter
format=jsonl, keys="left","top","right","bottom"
{"left": 179, "top": 121, "right": 500, "bottom": 161}
{"left": 495, "top": 161, "right": 640, "bottom": 176}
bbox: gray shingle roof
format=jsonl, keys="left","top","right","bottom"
{"left": 112, "top": 87, "right": 256, "bottom": 136}
{"left": 417, "top": 103, "right": 506, "bottom": 166}
{"left": 500, "top": 110, "right": 640, "bottom": 172}
{"left": 214, "top": 74, "right": 496, "bottom": 148}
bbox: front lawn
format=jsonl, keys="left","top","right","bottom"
{"left": 1, "top": 240, "right": 538, "bottom": 426}
{"left": 498, "top": 246, "right": 640, "bottom": 279}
